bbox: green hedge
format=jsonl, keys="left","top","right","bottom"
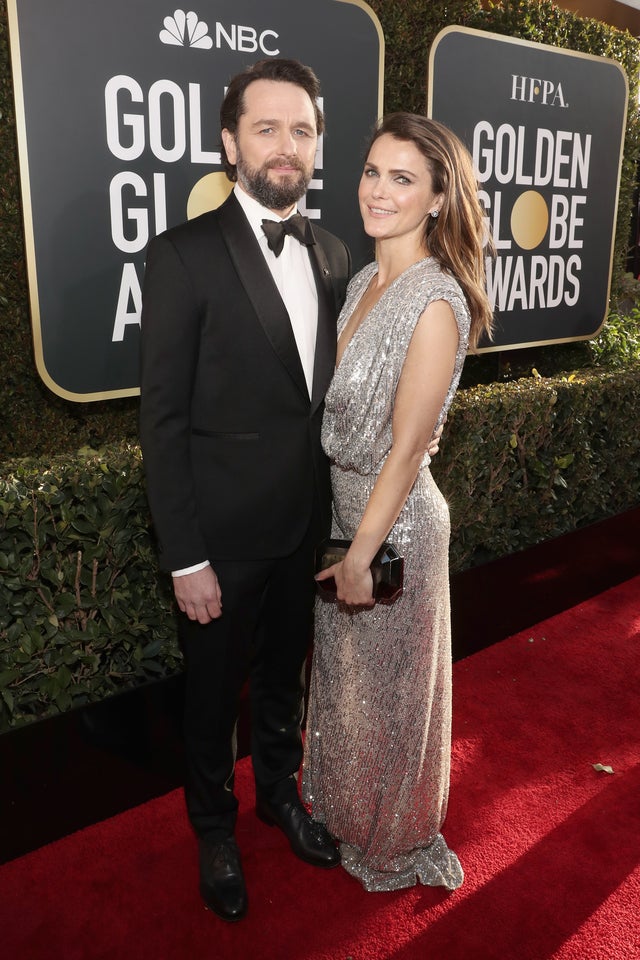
{"left": 3, "top": 361, "right": 640, "bottom": 731}
{"left": 0, "top": 446, "right": 178, "bottom": 729}
{"left": 438, "top": 365, "right": 640, "bottom": 570}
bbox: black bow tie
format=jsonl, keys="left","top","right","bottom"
{"left": 261, "top": 214, "right": 316, "bottom": 257}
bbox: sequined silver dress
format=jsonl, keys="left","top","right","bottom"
{"left": 302, "top": 258, "right": 468, "bottom": 892}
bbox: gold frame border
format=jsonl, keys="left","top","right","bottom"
{"left": 428, "top": 25, "right": 629, "bottom": 355}
{"left": 335, "top": 0, "right": 385, "bottom": 118}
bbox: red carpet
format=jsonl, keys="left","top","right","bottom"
{"left": 2, "top": 575, "right": 640, "bottom": 960}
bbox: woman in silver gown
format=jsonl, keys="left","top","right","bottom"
{"left": 302, "top": 114, "right": 493, "bottom": 892}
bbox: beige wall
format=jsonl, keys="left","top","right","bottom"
{"left": 554, "top": 0, "right": 640, "bottom": 34}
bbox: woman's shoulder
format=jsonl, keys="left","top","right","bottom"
{"left": 403, "top": 259, "right": 471, "bottom": 340}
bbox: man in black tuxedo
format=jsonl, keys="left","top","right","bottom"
{"left": 140, "top": 59, "right": 351, "bottom": 922}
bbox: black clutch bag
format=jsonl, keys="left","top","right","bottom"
{"left": 315, "top": 538, "right": 404, "bottom": 604}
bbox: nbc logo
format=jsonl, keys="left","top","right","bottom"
{"left": 159, "top": 9, "right": 280, "bottom": 54}
{"left": 160, "top": 10, "right": 213, "bottom": 49}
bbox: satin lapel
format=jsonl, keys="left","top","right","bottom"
{"left": 309, "top": 240, "right": 338, "bottom": 413}
{"left": 217, "top": 195, "right": 308, "bottom": 399}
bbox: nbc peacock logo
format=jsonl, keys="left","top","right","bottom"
{"left": 160, "top": 9, "right": 213, "bottom": 49}
{"left": 158, "top": 9, "right": 280, "bottom": 55}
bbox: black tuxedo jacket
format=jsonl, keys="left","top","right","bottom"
{"left": 139, "top": 193, "right": 351, "bottom": 571}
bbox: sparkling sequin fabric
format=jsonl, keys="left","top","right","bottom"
{"left": 302, "top": 258, "right": 468, "bottom": 893}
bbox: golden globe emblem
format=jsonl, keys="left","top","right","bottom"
{"left": 187, "top": 173, "right": 233, "bottom": 219}
{"left": 510, "top": 190, "right": 549, "bottom": 250}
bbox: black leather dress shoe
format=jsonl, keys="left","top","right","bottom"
{"left": 199, "top": 837, "right": 248, "bottom": 921}
{"left": 256, "top": 797, "right": 341, "bottom": 868}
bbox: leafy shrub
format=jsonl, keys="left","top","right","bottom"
{"left": 589, "top": 306, "right": 640, "bottom": 367}
{"left": 0, "top": 445, "right": 178, "bottom": 730}
{"left": 434, "top": 366, "right": 640, "bottom": 571}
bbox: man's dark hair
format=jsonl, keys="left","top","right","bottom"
{"left": 219, "top": 58, "right": 324, "bottom": 181}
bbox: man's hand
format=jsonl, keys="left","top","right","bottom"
{"left": 173, "top": 566, "right": 222, "bottom": 624}
{"left": 428, "top": 420, "right": 445, "bottom": 459}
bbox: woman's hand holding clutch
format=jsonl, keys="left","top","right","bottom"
{"left": 315, "top": 538, "right": 404, "bottom": 606}
{"left": 315, "top": 556, "right": 375, "bottom": 607}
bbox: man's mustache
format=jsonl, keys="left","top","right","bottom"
{"left": 265, "top": 156, "right": 307, "bottom": 173}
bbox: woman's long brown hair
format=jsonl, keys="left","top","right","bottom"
{"left": 368, "top": 113, "right": 494, "bottom": 350}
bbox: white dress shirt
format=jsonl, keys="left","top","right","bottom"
{"left": 173, "top": 184, "right": 319, "bottom": 578}
{"left": 233, "top": 185, "right": 318, "bottom": 395}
